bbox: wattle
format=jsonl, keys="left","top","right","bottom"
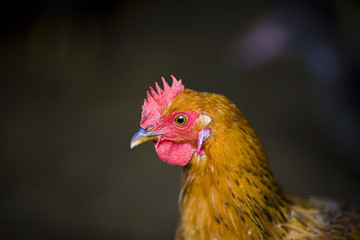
{"left": 153, "top": 140, "right": 195, "bottom": 166}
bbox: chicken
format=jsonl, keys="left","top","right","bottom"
{"left": 130, "top": 76, "right": 360, "bottom": 239}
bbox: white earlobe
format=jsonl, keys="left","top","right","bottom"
{"left": 196, "top": 128, "right": 211, "bottom": 156}
{"left": 198, "top": 114, "right": 212, "bottom": 126}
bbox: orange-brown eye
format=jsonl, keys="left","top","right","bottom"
{"left": 174, "top": 115, "right": 187, "bottom": 126}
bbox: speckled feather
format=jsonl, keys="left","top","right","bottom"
{"left": 167, "top": 90, "right": 360, "bottom": 240}
{"left": 134, "top": 78, "right": 360, "bottom": 240}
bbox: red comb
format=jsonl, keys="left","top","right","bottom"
{"left": 140, "top": 75, "right": 185, "bottom": 127}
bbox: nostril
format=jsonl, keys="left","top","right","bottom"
{"left": 145, "top": 125, "right": 154, "bottom": 132}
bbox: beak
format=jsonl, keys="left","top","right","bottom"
{"left": 130, "top": 128, "right": 163, "bottom": 149}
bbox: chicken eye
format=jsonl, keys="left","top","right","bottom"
{"left": 174, "top": 115, "right": 187, "bottom": 126}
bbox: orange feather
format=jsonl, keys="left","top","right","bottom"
{"left": 132, "top": 83, "right": 360, "bottom": 239}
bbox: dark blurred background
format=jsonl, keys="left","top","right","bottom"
{"left": 1, "top": 0, "right": 360, "bottom": 239}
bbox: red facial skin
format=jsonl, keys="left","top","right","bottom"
{"left": 150, "top": 111, "right": 200, "bottom": 166}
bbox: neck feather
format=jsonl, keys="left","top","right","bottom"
{"left": 176, "top": 122, "right": 292, "bottom": 239}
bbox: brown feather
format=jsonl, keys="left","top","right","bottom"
{"left": 165, "top": 89, "right": 360, "bottom": 240}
